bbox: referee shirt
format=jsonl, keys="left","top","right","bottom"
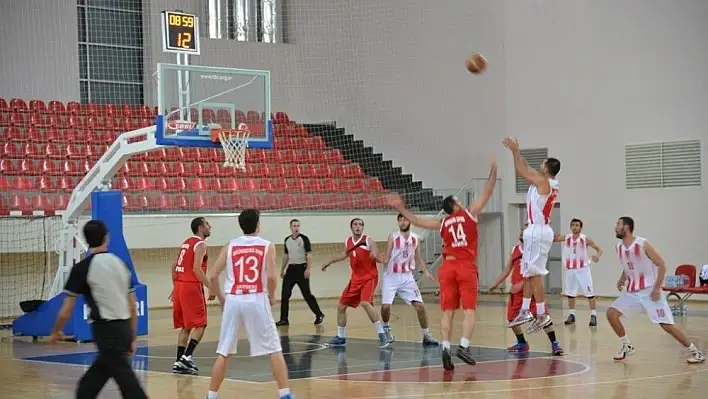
{"left": 64, "top": 252, "right": 134, "bottom": 322}
{"left": 284, "top": 234, "right": 312, "bottom": 265}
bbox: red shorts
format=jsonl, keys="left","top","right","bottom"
{"left": 339, "top": 276, "right": 378, "bottom": 308}
{"left": 438, "top": 260, "right": 478, "bottom": 310}
{"left": 506, "top": 294, "right": 547, "bottom": 322}
{"left": 173, "top": 281, "right": 207, "bottom": 329}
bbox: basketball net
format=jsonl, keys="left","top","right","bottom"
{"left": 212, "top": 123, "right": 250, "bottom": 171}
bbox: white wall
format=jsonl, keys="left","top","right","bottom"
{"left": 501, "top": 0, "right": 708, "bottom": 296}
{"left": 0, "top": 0, "right": 80, "bottom": 101}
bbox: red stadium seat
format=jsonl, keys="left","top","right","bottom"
{"left": 57, "top": 176, "right": 74, "bottom": 192}
{"left": 308, "top": 179, "right": 325, "bottom": 193}
{"left": 3, "top": 127, "right": 24, "bottom": 142}
{"left": 10, "top": 113, "right": 26, "bottom": 126}
{"left": 41, "top": 159, "right": 60, "bottom": 175}
{"left": 25, "top": 127, "right": 41, "bottom": 142}
{"left": 32, "top": 194, "right": 55, "bottom": 213}
{"left": 189, "top": 178, "right": 207, "bottom": 191}
{"left": 18, "top": 159, "right": 37, "bottom": 175}
{"left": 202, "top": 109, "right": 216, "bottom": 124}
{"left": 46, "top": 114, "right": 62, "bottom": 128}
{"left": 114, "top": 177, "right": 131, "bottom": 191}
{"left": 266, "top": 164, "right": 283, "bottom": 177}
{"left": 56, "top": 194, "right": 70, "bottom": 210}
{"left": 206, "top": 178, "right": 222, "bottom": 191}
{"left": 29, "top": 100, "right": 47, "bottom": 113}
{"left": 14, "top": 176, "right": 34, "bottom": 190}
{"left": 0, "top": 159, "right": 17, "bottom": 175}
{"left": 246, "top": 111, "right": 260, "bottom": 124}
{"left": 274, "top": 112, "right": 290, "bottom": 124}
{"left": 247, "top": 149, "right": 267, "bottom": 163}
{"left": 148, "top": 162, "right": 169, "bottom": 177}
{"left": 67, "top": 102, "right": 81, "bottom": 114}
{"left": 22, "top": 143, "right": 40, "bottom": 158}
{"left": 185, "top": 162, "right": 203, "bottom": 176}
{"left": 257, "top": 178, "right": 272, "bottom": 191}
{"left": 172, "top": 178, "right": 188, "bottom": 192}
{"left": 235, "top": 110, "right": 246, "bottom": 123}
{"left": 269, "top": 178, "right": 287, "bottom": 192}
{"left": 283, "top": 164, "right": 300, "bottom": 178}
{"left": 0, "top": 113, "right": 7, "bottom": 127}
{"left": 48, "top": 100, "right": 66, "bottom": 114}
{"left": 174, "top": 194, "right": 189, "bottom": 210}
{"left": 221, "top": 178, "right": 240, "bottom": 192}
{"left": 0, "top": 176, "right": 10, "bottom": 191}
{"left": 171, "top": 161, "right": 186, "bottom": 176}
{"left": 153, "top": 177, "right": 169, "bottom": 191}
{"left": 119, "top": 105, "right": 132, "bottom": 117}
{"left": 38, "top": 176, "right": 55, "bottom": 191}
{"left": 135, "top": 177, "right": 153, "bottom": 191}
{"left": 10, "top": 194, "right": 32, "bottom": 213}
{"left": 84, "top": 103, "right": 100, "bottom": 115}
{"left": 138, "top": 105, "right": 153, "bottom": 119}
{"left": 298, "top": 164, "right": 317, "bottom": 178}
{"left": 149, "top": 194, "right": 174, "bottom": 210}
{"left": 217, "top": 109, "right": 232, "bottom": 126}
{"left": 201, "top": 162, "right": 216, "bottom": 177}
{"left": 10, "top": 98, "right": 28, "bottom": 113}
{"left": 289, "top": 179, "right": 306, "bottom": 192}
{"left": 2, "top": 143, "right": 20, "bottom": 158}
{"left": 0, "top": 98, "right": 9, "bottom": 113}
{"left": 28, "top": 113, "right": 44, "bottom": 127}
{"left": 100, "top": 104, "right": 116, "bottom": 116}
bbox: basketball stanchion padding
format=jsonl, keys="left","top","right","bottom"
{"left": 211, "top": 123, "right": 251, "bottom": 171}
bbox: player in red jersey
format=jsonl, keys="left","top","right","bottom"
{"left": 171, "top": 217, "right": 214, "bottom": 374}
{"left": 489, "top": 225, "right": 563, "bottom": 355}
{"left": 389, "top": 156, "right": 497, "bottom": 370}
{"left": 322, "top": 218, "right": 389, "bottom": 349}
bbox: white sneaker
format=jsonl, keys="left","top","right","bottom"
{"left": 526, "top": 314, "right": 553, "bottom": 334}
{"left": 613, "top": 343, "right": 635, "bottom": 361}
{"left": 508, "top": 310, "right": 535, "bottom": 327}
{"left": 687, "top": 348, "right": 706, "bottom": 364}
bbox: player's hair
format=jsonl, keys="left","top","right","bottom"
{"left": 545, "top": 157, "right": 561, "bottom": 177}
{"left": 83, "top": 220, "right": 108, "bottom": 248}
{"left": 618, "top": 216, "right": 634, "bottom": 233}
{"left": 570, "top": 218, "right": 583, "bottom": 228}
{"left": 442, "top": 196, "right": 456, "bottom": 214}
{"left": 397, "top": 212, "right": 406, "bottom": 220}
{"left": 289, "top": 219, "right": 300, "bottom": 226}
{"left": 239, "top": 209, "right": 260, "bottom": 234}
{"left": 190, "top": 217, "right": 206, "bottom": 234}
{"left": 350, "top": 218, "right": 363, "bottom": 228}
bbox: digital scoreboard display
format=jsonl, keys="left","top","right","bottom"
{"left": 161, "top": 11, "right": 200, "bottom": 55}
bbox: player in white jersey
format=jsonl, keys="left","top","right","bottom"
{"left": 552, "top": 218, "right": 603, "bottom": 327}
{"left": 204, "top": 209, "right": 295, "bottom": 399}
{"left": 608, "top": 216, "right": 704, "bottom": 364}
{"left": 503, "top": 137, "right": 560, "bottom": 333}
{"left": 377, "top": 213, "right": 439, "bottom": 347}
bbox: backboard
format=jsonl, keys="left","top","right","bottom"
{"left": 154, "top": 63, "right": 272, "bottom": 149}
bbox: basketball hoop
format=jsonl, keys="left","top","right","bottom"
{"left": 211, "top": 123, "right": 250, "bottom": 171}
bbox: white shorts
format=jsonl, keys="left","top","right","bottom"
{"left": 216, "top": 293, "right": 282, "bottom": 357}
{"left": 610, "top": 288, "right": 675, "bottom": 325}
{"left": 521, "top": 224, "right": 554, "bottom": 277}
{"left": 381, "top": 273, "right": 423, "bottom": 305}
{"left": 564, "top": 267, "right": 595, "bottom": 297}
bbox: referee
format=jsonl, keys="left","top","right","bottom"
{"left": 276, "top": 219, "right": 324, "bottom": 326}
{"left": 50, "top": 220, "right": 148, "bottom": 399}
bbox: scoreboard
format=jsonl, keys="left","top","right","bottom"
{"left": 161, "top": 11, "right": 200, "bottom": 55}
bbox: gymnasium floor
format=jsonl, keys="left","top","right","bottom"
{"left": 2, "top": 295, "right": 707, "bottom": 398}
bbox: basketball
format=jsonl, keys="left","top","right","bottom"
{"left": 466, "top": 53, "right": 487, "bottom": 74}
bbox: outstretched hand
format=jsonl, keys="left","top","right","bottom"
{"left": 386, "top": 194, "right": 404, "bottom": 210}
{"left": 502, "top": 137, "right": 519, "bottom": 151}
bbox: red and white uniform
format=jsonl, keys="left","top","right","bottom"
{"left": 216, "top": 235, "right": 282, "bottom": 357}
{"left": 507, "top": 244, "right": 547, "bottom": 322}
{"left": 522, "top": 179, "right": 559, "bottom": 277}
{"left": 438, "top": 208, "right": 479, "bottom": 310}
{"left": 339, "top": 235, "right": 379, "bottom": 308}
{"left": 172, "top": 236, "right": 208, "bottom": 329}
{"left": 381, "top": 232, "right": 423, "bottom": 305}
{"left": 562, "top": 233, "right": 595, "bottom": 297}
{"left": 609, "top": 237, "right": 674, "bottom": 325}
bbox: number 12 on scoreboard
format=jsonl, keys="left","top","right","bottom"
{"left": 161, "top": 10, "right": 201, "bottom": 55}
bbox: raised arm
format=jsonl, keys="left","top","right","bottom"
{"left": 208, "top": 245, "right": 228, "bottom": 306}
{"left": 468, "top": 156, "right": 498, "bottom": 216}
{"left": 503, "top": 137, "right": 550, "bottom": 194}
{"left": 386, "top": 194, "right": 442, "bottom": 230}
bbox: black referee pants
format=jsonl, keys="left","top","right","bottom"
{"left": 76, "top": 320, "right": 147, "bottom": 399}
{"left": 280, "top": 263, "right": 323, "bottom": 321}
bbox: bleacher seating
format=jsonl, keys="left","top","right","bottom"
{"left": 0, "top": 98, "right": 388, "bottom": 215}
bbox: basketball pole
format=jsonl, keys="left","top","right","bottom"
{"left": 176, "top": 53, "right": 191, "bottom": 121}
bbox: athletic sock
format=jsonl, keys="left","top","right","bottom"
{"left": 568, "top": 309, "right": 576, "bottom": 316}
{"left": 184, "top": 338, "right": 199, "bottom": 357}
{"left": 278, "top": 388, "right": 291, "bottom": 397}
{"left": 460, "top": 337, "right": 470, "bottom": 349}
{"left": 207, "top": 391, "right": 218, "bottom": 399}
{"left": 442, "top": 340, "right": 451, "bottom": 350}
{"left": 546, "top": 330, "right": 557, "bottom": 343}
{"left": 337, "top": 326, "right": 346, "bottom": 338}
{"left": 421, "top": 328, "right": 430, "bottom": 336}
{"left": 620, "top": 335, "right": 631, "bottom": 345}
{"left": 590, "top": 309, "right": 597, "bottom": 316}
{"left": 521, "top": 297, "right": 531, "bottom": 311}
{"left": 536, "top": 302, "right": 546, "bottom": 316}
{"left": 383, "top": 322, "right": 390, "bottom": 328}
{"left": 515, "top": 334, "right": 526, "bottom": 344}
{"left": 374, "top": 321, "right": 385, "bottom": 334}
{"left": 176, "top": 345, "right": 186, "bottom": 362}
